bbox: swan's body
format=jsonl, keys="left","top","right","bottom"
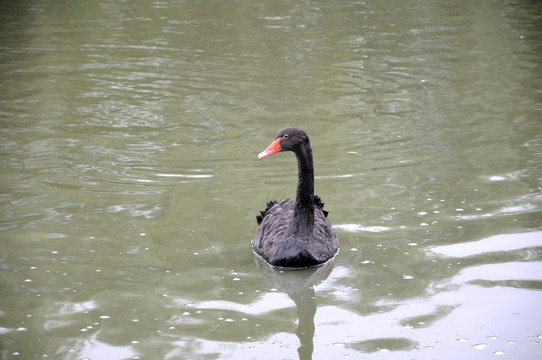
{"left": 253, "top": 127, "right": 339, "bottom": 268}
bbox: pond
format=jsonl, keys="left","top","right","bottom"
{"left": 1, "top": 0, "right": 541, "bottom": 359}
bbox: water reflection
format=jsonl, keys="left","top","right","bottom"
{"left": 254, "top": 256, "right": 334, "bottom": 360}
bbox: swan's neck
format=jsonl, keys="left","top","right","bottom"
{"left": 293, "top": 144, "right": 314, "bottom": 233}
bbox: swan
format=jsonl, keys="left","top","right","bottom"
{"left": 253, "top": 127, "right": 339, "bottom": 268}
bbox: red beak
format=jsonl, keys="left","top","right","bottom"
{"left": 258, "top": 137, "right": 282, "bottom": 159}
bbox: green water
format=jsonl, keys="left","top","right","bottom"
{"left": 1, "top": 0, "right": 541, "bottom": 359}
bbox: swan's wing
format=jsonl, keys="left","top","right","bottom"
{"left": 253, "top": 199, "right": 295, "bottom": 260}
{"left": 310, "top": 208, "right": 339, "bottom": 262}
{"left": 256, "top": 200, "right": 278, "bottom": 225}
{"left": 314, "top": 195, "right": 329, "bottom": 217}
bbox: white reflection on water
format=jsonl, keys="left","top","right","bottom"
{"left": 68, "top": 334, "right": 137, "bottom": 360}
{"left": 312, "top": 274, "right": 542, "bottom": 359}
{"left": 431, "top": 231, "right": 542, "bottom": 258}
{"left": 333, "top": 224, "right": 391, "bottom": 233}
{"left": 196, "top": 292, "right": 293, "bottom": 316}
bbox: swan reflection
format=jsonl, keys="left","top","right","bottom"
{"left": 254, "top": 255, "right": 335, "bottom": 360}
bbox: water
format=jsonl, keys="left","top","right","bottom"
{"left": 1, "top": 0, "right": 541, "bottom": 359}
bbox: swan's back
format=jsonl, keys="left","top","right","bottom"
{"left": 253, "top": 198, "right": 338, "bottom": 267}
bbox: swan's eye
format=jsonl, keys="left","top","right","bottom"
{"left": 283, "top": 134, "right": 289, "bottom": 139}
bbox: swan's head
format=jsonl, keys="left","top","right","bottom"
{"left": 258, "top": 127, "right": 309, "bottom": 159}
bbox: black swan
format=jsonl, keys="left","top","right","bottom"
{"left": 253, "top": 127, "right": 339, "bottom": 268}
